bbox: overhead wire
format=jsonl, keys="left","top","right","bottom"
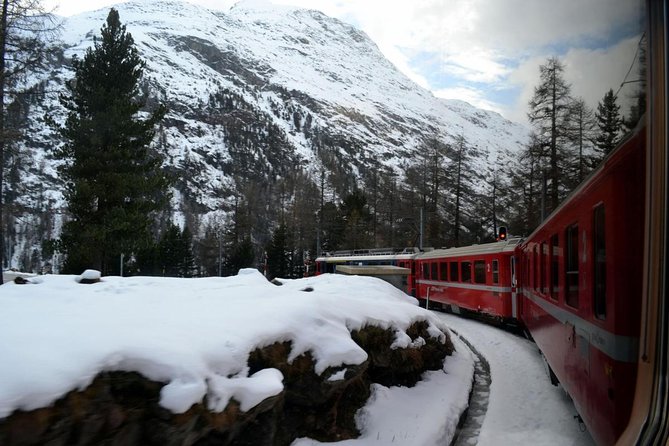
{"left": 614, "top": 32, "right": 646, "bottom": 98}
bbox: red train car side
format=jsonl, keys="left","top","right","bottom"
{"left": 517, "top": 128, "right": 646, "bottom": 446}
{"left": 415, "top": 238, "right": 521, "bottom": 323}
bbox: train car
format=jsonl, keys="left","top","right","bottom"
{"left": 517, "top": 121, "right": 645, "bottom": 443}
{"left": 522, "top": 4, "right": 668, "bottom": 444}
{"left": 415, "top": 238, "right": 521, "bottom": 324}
{"left": 313, "top": 248, "right": 419, "bottom": 295}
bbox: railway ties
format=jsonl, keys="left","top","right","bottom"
{"left": 449, "top": 331, "right": 491, "bottom": 446}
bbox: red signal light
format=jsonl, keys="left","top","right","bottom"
{"left": 498, "top": 226, "right": 507, "bottom": 240}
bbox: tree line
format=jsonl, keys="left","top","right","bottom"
{"left": 505, "top": 55, "right": 643, "bottom": 235}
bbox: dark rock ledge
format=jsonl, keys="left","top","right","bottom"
{"left": 0, "top": 321, "right": 454, "bottom": 446}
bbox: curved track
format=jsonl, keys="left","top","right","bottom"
{"left": 449, "top": 330, "right": 491, "bottom": 446}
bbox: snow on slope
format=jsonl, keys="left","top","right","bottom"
{"left": 48, "top": 0, "right": 527, "bottom": 181}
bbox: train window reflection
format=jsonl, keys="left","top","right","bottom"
{"left": 474, "top": 260, "right": 485, "bottom": 284}
{"left": 450, "top": 262, "right": 459, "bottom": 282}
{"left": 565, "top": 224, "right": 579, "bottom": 308}
{"left": 593, "top": 205, "right": 606, "bottom": 320}
{"left": 550, "top": 235, "right": 559, "bottom": 300}
{"left": 461, "top": 261, "right": 472, "bottom": 283}
{"left": 540, "top": 242, "right": 547, "bottom": 294}
{"left": 431, "top": 263, "right": 438, "bottom": 281}
{"left": 440, "top": 262, "right": 448, "bottom": 282}
{"left": 492, "top": 259, "right": 499, "bottom": 284}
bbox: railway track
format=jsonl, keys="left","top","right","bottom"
{"left": 449, "top": 330, "right": 491, "bottom": 446}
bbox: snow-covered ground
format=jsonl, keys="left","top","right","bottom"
{"left": 436, "top": 313, "right": 596, "bottom": 446}
{"left": 0, "top": 270, "right": 473, "bottom": 444}
{"left": 0, "top": 271, "right": 597, "bottom": 445}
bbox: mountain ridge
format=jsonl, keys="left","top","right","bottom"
{"left": 5, "top": 0, "right": 528, "bottom": 271}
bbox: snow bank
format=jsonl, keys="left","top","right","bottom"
{"left": 0, "top": 270, "right": 454, "bottom": 421}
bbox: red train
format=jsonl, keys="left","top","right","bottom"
{"left": 414, "top": 238, "right": 520, "bottom": 324}
{"left": 517, "top": 127, "right": 645, "bottom": 445}
{"left": 314, "top": 3, "right": 668, "bottom": 443}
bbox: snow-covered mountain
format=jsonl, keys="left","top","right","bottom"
{"left": 7, "top": 0, "right": 528, "bottom": 270}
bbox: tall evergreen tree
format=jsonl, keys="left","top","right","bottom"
{"left": 224, "top": 237, "right": 255, "bottom": 276}
{"left": 53, "top": 8, "right": 168, "bottom": 274}
{"left": 266, "top": 223, "right": 291, "bottom": 280}
{"left": 339, "top": 190, "right": 372, "bottom": 250}
{"left": 445, "top": 135, "right": 479, "bottom": 246}
{"left": 1, "top": 0, "right": 57, "bottom": 281}
{"left": 567, "top": 98, "right": 597, "bottom": 183}
{"left": 595, "top": 88, "right": 623, "bottom": 157}
{"left": 157, "top": 224, "right": 196, "bottom": 277}
{"left": 527, "top": 57, "right": 573, "bottom": 212}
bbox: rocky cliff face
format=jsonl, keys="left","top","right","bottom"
{"left": 5, "top": 0, "right": 527, "bottom": 270}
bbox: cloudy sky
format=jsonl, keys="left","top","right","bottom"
{"left": 45, "top": 0, "right": 645, "bottom": 124}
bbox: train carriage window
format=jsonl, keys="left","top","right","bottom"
{"left": 422, "top": 263, "right": 430, "bottom": 279}
{"left": 540, "top": 242, "right": 547, "bottom": 294}
{"left": 593, "top": 205, "right": 606, "bottom": 320}
{"left": 461, "top": 261, "right": 472, "bottom": 283}
{"left": 440, "top": 262, "right": 448, "bottom": 281}
{"left": 534, "top": 246, "right": 539, "bottom": 291}
{"left": 565, "top": 224, "right": 579, "bottom": 308}
{"left": 431, "top": 262, "right": 438, "bottom": 281}
{"left": 450, "top": 262, "right": 459, "bottom": 282}
{"left": 550, "top": 234, "right": 559, "bottom": 300}
{"left": 492, "top": 259, "right": 499, "bottom": 284}
{"left": 474, "top": 260, "right": 486, "bottom": 284}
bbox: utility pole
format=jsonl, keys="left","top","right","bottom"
{"left": 218, "top": 231, "right": 222, "bottom": 276}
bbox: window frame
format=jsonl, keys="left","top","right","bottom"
{"left": 565, "top": 224, "right": 580, "bottom": 309}
{"left": 550, "top": 234, "right": 559, "bottom": 300}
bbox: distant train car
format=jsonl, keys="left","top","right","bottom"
{"left": 415, "top": 238, "right": 521, "bottom": 324}
{"left": 313, "top": 248, "right": 419, "bottom": 295}
{"left": 517, "top": 127, "right": 646, "bottom": 445}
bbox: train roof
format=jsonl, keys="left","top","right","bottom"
{"left": 335, "top": 265, "right": 411, "bottom": 276}
{"left": 416, "top": 238, "right": 522, "bottom": 260}
{"left": 315, "top": 247, "right": 420, "bottom": 263}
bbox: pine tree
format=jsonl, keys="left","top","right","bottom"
{"left": 527, "top": 57, "right": 573, "bottom": 213}
{"left": 445, "top": 135, "right": 480, "bottom": 246}
{"left": 53, "top": 8, "right": 168, "bottom": 274}
{"left": 340, "top": 190, "right": 372, "bottom": 250}
{"left": 595, "top": 88, "right": 622, "bottom": 157}
{"left": 567, "top": 98, "right": 597, "bottom": 183}
{"left": 267, "top": 223, "right": 290, "bottom": 280}
{"left": 224, "top": 237, "right": 255, "bottom": 276}
{"left": 157, "top": 224, "right": 196, "bottom": 277}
